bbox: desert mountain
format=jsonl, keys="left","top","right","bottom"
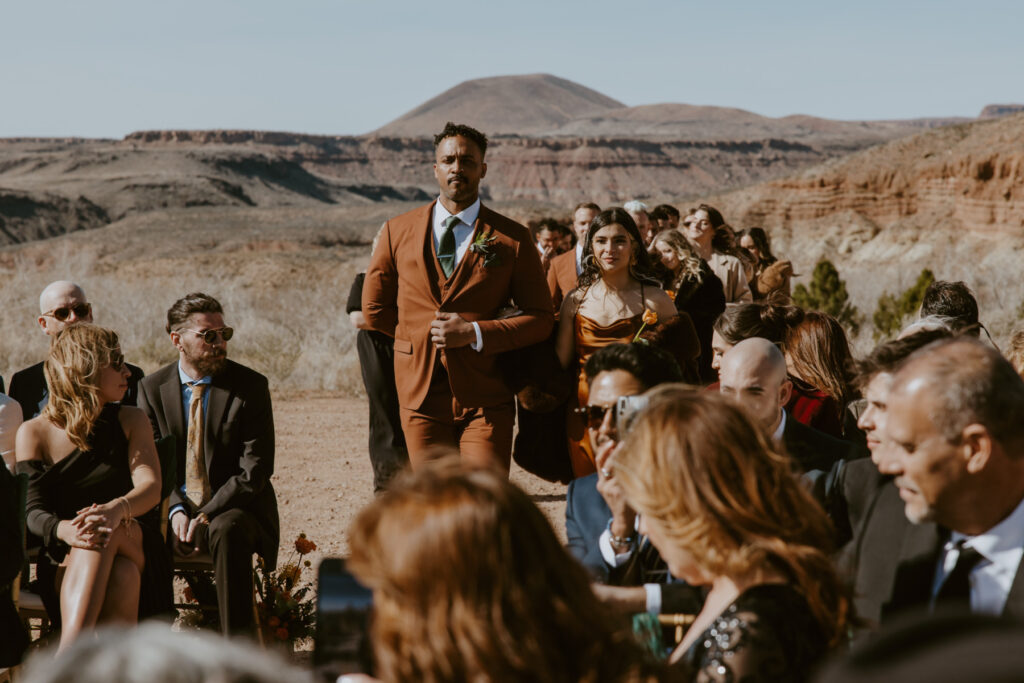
{"left": 373, "top": 74, "right": 624, "bottom": 137}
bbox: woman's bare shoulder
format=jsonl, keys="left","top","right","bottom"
{"left": 15, "top": 415, "right": 55, "bottom": 461}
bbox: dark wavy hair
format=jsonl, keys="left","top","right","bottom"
{"left": 739, "top": 227, "right": 777, "bottom": 269}
{"left": 348, "top": 459, "right": 663, "bottom": 683}
{"left": 713, "top": 301, "right": 804, "bottom": 346}
{"left": 577, "top": 207, "right": 660, "bottom": 290}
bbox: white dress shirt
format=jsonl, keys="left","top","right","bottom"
{"left": 431, "top": 197, "right": 484, "bottom": 351}
{"left": 575, "top": 242, "right": 585, "bottom": 276}
{"left": 932, "top": 495, "right": 1024, "bottom": 615}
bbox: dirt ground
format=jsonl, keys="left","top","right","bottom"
{"left": 272, "top": 391, "right": 569, "bottom": 573}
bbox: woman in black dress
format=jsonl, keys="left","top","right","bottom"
{"left": 650, "top": 230, "right": 726, "bottom": 383}
{"left": 611, "top": 387, "right": 849, "bottom": 682}
{"left": 15, "top": 324, "right": 165, "bottom": 650}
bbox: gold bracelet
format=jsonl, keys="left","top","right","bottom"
{"left": 119, "top": 496, "right": 132, "bottom": 526}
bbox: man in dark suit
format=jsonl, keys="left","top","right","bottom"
{"left": 138, "top": 292, "right": 278, "bottom": 636}
{"left": 9, "top": 280, "right": 144, "bottom": 420}
{"left": 564, "top": 343, "right": 704, "bottom": 616}
{"left": 718, "top": 337, "right": 855, "bottom": 473}
{"left": 547, "top": 202, "right": 599, "bottom": 311}
{"left": 362, "top": 122, "right": 553, "bottom": 470}
{"left": 851, "top": 338, "right": 1024, "bottom": 628}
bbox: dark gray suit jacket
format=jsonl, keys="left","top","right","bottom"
{"left": 851, "top": 483, "right": 1024, "bottom": 630}
{"left": 137, "top": 359, "right": 279, "bottom": 568}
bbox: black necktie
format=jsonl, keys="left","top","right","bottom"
{"left": 934, "top": 542, "right": 985, "bottom": 611}
{"left": 439, "top": 215, "right": 459, "bottom": 277}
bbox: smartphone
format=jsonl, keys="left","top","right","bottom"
{"left": 616, "top": 394, "right": 650, "bottom": 436}
{"left": 314, "top": 558, "right": 374, "bottom": 678}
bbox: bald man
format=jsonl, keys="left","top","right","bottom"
{"left": 719, "top": 337, "right": 852, "bottom": 473}
{"left": 8, "top": 280, "right": 145, "bottom": 420}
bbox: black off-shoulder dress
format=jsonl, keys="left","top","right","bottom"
{"left": 16, "top": 403, "right": 173, "bottom": 623}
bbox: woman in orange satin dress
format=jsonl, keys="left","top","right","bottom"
{"left": 555, "top": 208, "right": 676, "bottom": 478}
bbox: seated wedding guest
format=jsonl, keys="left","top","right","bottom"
{"left": 19, "top": 623, "right": 313, "bottom": 683}
{"left": 0, "top": 393, "right": 22, "bottom": 470}
{"left": 548, "top": 202, "right": 600, "bottom": 311}
{"left": 783, "top": 311, "right": 863, "bottom": 443}
{"left": 919, "top": 280, "right": 981, "bottom": 337}
{"left": 712, "top": 303, "right": 845, "bottom": 438}
{"left": 649, "top": 229, "right": 726, "bottom": 383}
{"left": 1, "top": 461, "right": 29, "bottom": 667}
{"left": 612, "top": 387, "right": 849, "bottom": 680}
{"left": 852, "top": 337, "right": 1024, "bottom": 628}
{"left": 139, "top": 292, "right": 278, "bottom": 637}
{"left": 565, "top": 342, "right": 683, "bottom": 581}
{"left": 820, "top": 328, "right": 951, "bottom": 555}
{"left": 623, "top": 199, "right": 655, "bottom": 246}
{"left": 719, "top": 338, "right": 855, "bottom": 474}
{"left": 681, "top": 204, "right": 752, "bottom": 305}
{"left": 649, "top": 204, "right": 680, "bottom": 231}
{"left": 348, "top": 459, "right": 665, "bottom": 683}
{"left": 14, "top": 324, "right": 169, "bottom": 650}
{"left": 9, "top": 281, "right": 145, "bottom": 421}
{"left": 738, "top": 227, "right": 795, "bottom": 300}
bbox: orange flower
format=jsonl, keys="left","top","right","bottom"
{"left": 275, "top": 627, "right": 289, "bottom": 641}
{"left": 295, "top": 536, "right": 317, "bottom": 555}
{"left": 183, "top": 586, "right": 195, "bottom": 603}
{"left": 642, "top": 309, "right": 658, "bottom": 326}
{"left": 665, "top": 290, "right": 676, "bottom": 301}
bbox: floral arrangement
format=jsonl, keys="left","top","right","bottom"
{"left": 632, "top": 309, "right": 658, "bottom": 342}
{"left": 255, "top": 533, "right": 318, "bottom": 646}
{"left": 469, "top": 228, "right": 501, "bottom": 267}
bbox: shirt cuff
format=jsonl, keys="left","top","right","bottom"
{"left": 169, "top": 504, "right": 186, "bottom": 521}
{"left": 643, "top": 583, "right": 662, "bottom": 614}
{"left": 599, "top": 528, "right": 635, "bottom": 567}
{"left": 470, "top": 321, "right": 483, "bottom": 351}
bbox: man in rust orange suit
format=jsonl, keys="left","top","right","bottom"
{"left": 362, "top": 122, "right": 554, "bottom": 470}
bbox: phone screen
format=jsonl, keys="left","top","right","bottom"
{"left": 314, "top": 558, "right": 374, "bottom": 677}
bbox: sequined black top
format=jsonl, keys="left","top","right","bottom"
{"left": 672, "top": 583, "right": 828, "bottom": 683}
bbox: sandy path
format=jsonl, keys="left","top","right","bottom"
{"left": 272, "top": 392, "right": 569, "bottom": 571}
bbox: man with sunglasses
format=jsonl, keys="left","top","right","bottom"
{"left": 8, "top": 280, "right": 145, "bottom": 421}
{"left": 138, "top": 292, "right": 278, "bottom": 637}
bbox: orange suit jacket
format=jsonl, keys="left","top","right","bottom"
{"left": 362, "top": 201, "right": 554, "bottom": 411}
{"left": 546, "top": 249, "right": 579, "bottom": 311}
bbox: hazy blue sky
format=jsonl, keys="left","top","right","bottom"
{"left": 3, "top": 0, "right": 1021, "bottom": 137}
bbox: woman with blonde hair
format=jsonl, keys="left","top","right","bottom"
{"left": 612, "top": 387, "right": 849, "bottom": 681}
{"left": 650, "top": 229, "right": 726, "bottom": 383}
{"left": 347, "top": 459, "right": 665, "bottom": 683}
{"left": 15, "top": 324, "right": 167, "bottom": 649}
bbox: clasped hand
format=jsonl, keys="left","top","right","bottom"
{"left": 60, "top": 502, "right": 122, "bottom": 550}
{"left": 430, "top": 312, "right": 475, "bottom": 349}
{"left": 170, "top": 510, "right": 208, "bottom": 557}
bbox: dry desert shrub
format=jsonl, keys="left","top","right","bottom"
{"left": 0, "top": 242, "right": 366, "bottom": 394}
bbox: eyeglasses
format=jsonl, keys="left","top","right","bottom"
{"left": 180, "top": 327, "right": 234, "bottom": 344}
{"left": 108, "top": 351, "right": 126, "bottom": 372}
{"left": 42, "top": 303, "right": 92, "bottom": 321}
{"left": 573, "top": 404, "right": 613, "bottom": 430}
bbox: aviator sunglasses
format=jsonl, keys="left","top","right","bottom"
{"left": 180, "top": 327, "right": 234, "bottom": 344}
{"left": 42, "top": 303, "right": 92, "bottom": 321}
{"left": 573, "top": 404, "right": 614, "bottom": 430}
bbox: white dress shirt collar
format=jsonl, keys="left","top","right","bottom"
{"left": 433, "top": 196, "right": 481, "bottom": 233}
{"left": 772, "top": 409, "right": 787, "bottom": 444}
{"left": 575, "top": 242, "right": 585, "bottom": 275}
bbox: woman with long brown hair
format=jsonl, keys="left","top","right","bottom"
{"left": 681, "top": 204, "right": 752, "bottom": 305}
{"left": 347, "top": 459, "right": 664, "bottom": 683}
{"left": 783, "top": 311, "right": 860, "bottom": 432}
{"left": 15, "top": 324, "right": 167, "bottom": 649}
{"left": 611, "top": 387, "right": 849, "bottom": 681}
{"left": 556, "top": 207, "right": 677, "bottom": 477}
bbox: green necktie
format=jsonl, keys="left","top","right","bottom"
{"left": 439, "top": 215, "right": 459, "bottom": 277}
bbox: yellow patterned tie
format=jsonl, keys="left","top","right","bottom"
{"left": 185, "top": 382, "right": 212, "bottom": 508}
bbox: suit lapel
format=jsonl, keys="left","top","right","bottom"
{"left": 204, "top": 375, "right": 231, "bottom": 472}
{"left": 418, "top": 201, "right": 445, "bottom": 304}
{"left": 883, "top": 520, "right": 943, "bottom": 618}
{"left": 159, "top": 373, "right": 186, "bottom": 453}
{"left": 1003, "top": 553, "right": 1024, "bottom": 619}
